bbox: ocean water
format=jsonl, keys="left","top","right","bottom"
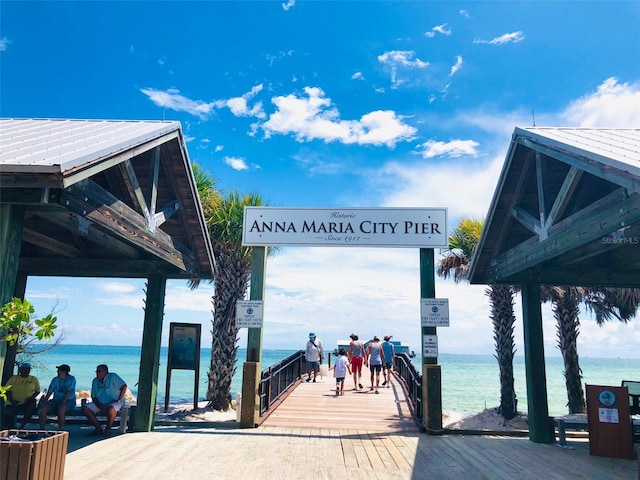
{"left": 20, "top": 344, "right": 640, "bottom": 417}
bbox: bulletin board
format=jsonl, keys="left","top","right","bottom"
{"left": 165, "top": 322, "right": 201, "bottom": 412}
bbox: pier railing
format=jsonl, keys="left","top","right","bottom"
{"left": 258, "top": 350, "right": 305, "bottom": 416}
{"left": 394, "top": 352, "right": 423, "bottom": 422}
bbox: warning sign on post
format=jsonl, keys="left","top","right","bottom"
{"left": 421, "top": 298, "right": 450, "bottom": 327}
{"left": 423, "top": 334, "right": 438, "bottom": 358}
{"left": 236, "top": 300, "right": 264, "bottom": 328}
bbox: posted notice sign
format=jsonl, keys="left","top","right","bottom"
{"left": 423, "top": 334, "right": 438, "bottom": 358}
{"left": 236, "top": 300, "right": 264, "bottom": 328}
{"left": 421, "top": 298, "right": 450, "bottom": 327}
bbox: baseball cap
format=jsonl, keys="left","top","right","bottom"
{"left": 349, "top": 333, "right": 357, "bottom": 339}
{"left": 19, "top": 362, "right": 32, "bottom": 369}
{"left": 384, "top": 335, "right": 392, "bottom": 341}
{"left": 309, "top": 332, "right": 316, "bottom": 338}
{"left": 56, "top": 364, "right": 71, "bottom": 373}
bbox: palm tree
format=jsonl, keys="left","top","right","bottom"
{"left": 437, "top": 217, "right": 519, "bottom": 420}
{"left": 542, "top": 285, "right": 640, "bottom": 414}
{"left": 206, "top": 190, "right": 265, "bottom": 410}
{"left": 541, "top": 286, "right": 586, "bottom": 414}
{"left": 191, "top": 164, "right": 266, "bottom": 411}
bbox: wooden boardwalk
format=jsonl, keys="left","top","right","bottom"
{"left": 60, "top": 370, "right": 638, "bottom": 478}
{"left": 261, "top": 370, "right": 418, "bottom": 431}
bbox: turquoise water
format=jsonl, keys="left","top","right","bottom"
{"left": 20, "top": 344, "right": 640, "bottom": 417}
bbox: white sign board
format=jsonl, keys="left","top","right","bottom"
{"left": 421, "top": 298, "right": 450, "bottom": 327}
{"left": 423, "top": 334, "right": 438, "bottom": 358}
{"left": 598, "top": 408, "right": 620, "bottom": 424}
{"left": 242, "top": 207, "right": 448, "bottom": 248}
{"left": 235, "top": 300, "right": 264, "bottom": 328}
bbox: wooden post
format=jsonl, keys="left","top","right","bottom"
{"left": 135, "top": 274, "right": 167, "bottom": 432}
{"left": 521, "top": 278, "right": 554, "bottom": 443}
{"left": 0, "top": 205, "right": 24, "bottom": 382}
{"left": 420, "top": 248, "right": 442, "bottom": 433}
{"left": 241, "top": 247, "right": 266, "bottom": 427}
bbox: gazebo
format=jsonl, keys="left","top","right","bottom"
{"left": 0, "top": 118, "right": 215, "bottom": 431}
{"left": 469, "top": 127, "right": 640, "bottom": 442}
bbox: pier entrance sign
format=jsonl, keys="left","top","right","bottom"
{"left": 242, "top": 207, "right": 448, "bottom": 248}
{"left": 240, "top": 206, "right": 448, "bottom": 432}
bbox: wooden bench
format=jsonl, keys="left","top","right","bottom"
{"left": 554, "top": 381, "right": 640, "bottom": 446}
{"left": 43, "top": 404, "right": 131, "bottom": 434}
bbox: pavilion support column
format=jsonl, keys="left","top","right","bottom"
{"left": 241, "top": 247, "right": 266, "bottom": 428}
{"left": 134, "top": 274, "right": 167, "bottom": 432}
{"left": 521, "top": 278, "right": 554, "bottom": 444}
{"left": 0, "top": 205, "right": 24, "bottom": 383}
{"left": 420, "top": 248, "right": 442, "bottom": 434}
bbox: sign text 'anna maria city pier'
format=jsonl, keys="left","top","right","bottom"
{"left": 242, "top": 207, "right": 448, "bottom": 248}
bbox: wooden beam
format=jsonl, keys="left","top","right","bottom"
{"left": 535, "top": 152, "right": 548, "bottom": 239}
{"left": 520, "top": 279, "right": 554, "bottom": 444}
{"left": 119, "top": 159, "right": 150, "bottom": 222}
{"left": 135, "top": 274, "right": 166, "bottom": 432}
{"left": 546, "top": 166, "right": 582, "bottom": 228}
{"left": 22, "top": 227, "right": 82, "bottom": 257}
{"left": 490, "top": 190, "right": 640, "bottom": 280}
{"left": 153, "top": 200, "right": 180, "bottom": 227}
{"left": 61, "top": 180, "right": 200, "bottom": 275}
{"left": 511, "top": 206, "right": 541, "bottom": 236}
{"left": 517, "top": 137, "right": 640, "bottom": 194}
{"left": 61, "top": 131, "right": 179, "bottom": 187}
{"left": 17, "top": 258, "right": 184, "bottom": 278}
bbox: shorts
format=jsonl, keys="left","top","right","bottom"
{"left": 351, "top": 356, "right": 363, "bottom": 374}
{"left": 370, "top": 364, "right": 382, "bottom": 373}
{"left": 43, "top": 397, "right": 76, "bottom": 412}
{"left": 335, "top": 377, "right": 345, "bottom": 384}
{"left": 84, "top": 400, "right": 124, "bottom": 414}
{"left": 383, "top": 362, "right": 393, "bottom": 370}
{"left": 307, "top": 361, "right": 320, "bottom": 372}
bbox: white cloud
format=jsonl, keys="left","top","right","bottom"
{"left": 0, "top": 36, "right": 11, "bottom": 51}
{"left": 215, "top": 145, "right": 224, "bottom": 152}
{"left": 459, "top": 10, "right": 471, "bottom": 19}
{"left": 474, "top": 31, "right": 525, "bottom": 45}
{"left": 351, "top": 72, "right": 364, "bottom": 80}
{"left": 282, "top": 0, "right": 295, "bottom": 11}
{"left": 560, "top": 77, "right": 640, "bottom": 127}
{"left": 224, "top": 156, "right": 249, "bottom": 171}
{"left": 219, "top": 84, "right": 266, "bottom": 119}
{"left": 416, "top": 138, "right": 479, "bottom": 159}
{"left": 450, "top": 55, "right": 463, "bottom": 76}
{"left": 378, "top": 50, "right": 429, "bottom": 89}
{"left": 260, "top": 86, "right": 416, "bottom": 147}
{"left": 140, "top": 85, "right": 265, "bottom": 120}
{"left": 425, "top": 24, "right": 452, "bottom": 38}
{"left": 140, "top": 88, "right": 216, "bottom": 119}
{"left": 100, "top": 282, "right": 139, "bottom": 294}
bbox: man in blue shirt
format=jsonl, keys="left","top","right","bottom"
{"left": 38, "top": 363, "right": 76, "bottom": 430}
{"left": 82, "top": 364, "right": 127, "bottom": 436}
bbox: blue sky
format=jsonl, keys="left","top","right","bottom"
{"left": 2, "top": 1, "right": 640, "bottom": 358}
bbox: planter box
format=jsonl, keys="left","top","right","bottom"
{"left": 0, "top": 430, "right": 68, "bottom": 480}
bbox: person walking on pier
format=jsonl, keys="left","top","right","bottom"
{"left": 348, "top": 333, "right": 366, "bottom": 390}
{"left": 305, "top": 332, "right": 324, "bottom": 382}
{"left": 381, "top": 335, "right": 395, "bottom": 388}
{"left": 333, "top": 348, "right": 351, "bottom": 396}
{"left": 366, "top": 336, "right": 385, "bottom": 394}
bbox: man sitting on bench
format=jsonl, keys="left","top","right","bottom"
{"left": 38, "top": 363, "right": 76, "bottom": 430}
{"left": 82, "top": 364, "right": 127, "bottom": 437}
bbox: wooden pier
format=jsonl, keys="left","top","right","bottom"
{"left": 60, "top": 369, "right": 638, "bottom": 479}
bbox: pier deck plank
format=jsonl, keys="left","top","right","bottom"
{"left": 62, "top": 371, "right": 637, "bottom": 479}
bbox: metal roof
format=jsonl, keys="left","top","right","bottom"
{"left": 0, "top": 118, "right": 215, "bottom": 280}
{"left": 515, "top": 127, "right": 640, "bottom": 176}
